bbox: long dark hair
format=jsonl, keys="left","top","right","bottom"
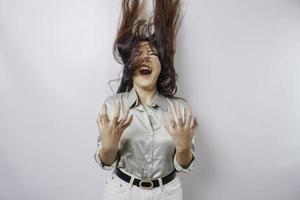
{"left": 112, "top": 0, "right": 183, "bottom": 97}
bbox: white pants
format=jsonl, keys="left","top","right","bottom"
{"left": 102, "top": 171, "right": 183, "bottom": 200}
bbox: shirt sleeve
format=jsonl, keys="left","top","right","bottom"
{"left": 94, "top": 135, "right": 120, "bottom": 170}
{"left": 173, "top": 135, "right": 196, "bottom": 173}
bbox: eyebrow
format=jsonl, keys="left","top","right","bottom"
{"left": 148, "top": 49, "right": 156, "bottom": 53}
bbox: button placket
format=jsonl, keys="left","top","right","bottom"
{"left": 145, "top": 154, "right": 151, "bottom": 163}
{"left": 142, "top": 105, "right": 156, "bottom": 178}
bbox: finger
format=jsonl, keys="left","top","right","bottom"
{"left": 163, "top": 118, "right": 176, "bottom": 130}
{"left": 175, "top": 103, "right": 184, "bottom": 128}
{"left": 96, "top": 114, "right": 103, "bottom": 126}
{"left": 121, "top": 114, "right": 133, "bottom": 130}
{"left": 191, "top": 117, "right": 199, "bottom": 134}
{"left": 121, "top": 106, "right": 130, "bottom": 125}
{"left": 112, "top": 99, "right": 121, "bottom": 124}
{"left": 184, "top": 105, "right": 192, "bottom": 129}
{"left": 101, "top": 103, "right": 109, "bottom": 123}
{"left": 168, "top": 106, "right": 177, "bottom": 125}
{"left": 161, "top": 120, "right": 174, "bottom": 136}
{"left": 190, "top": 116, "right": 195, "bottom": 129}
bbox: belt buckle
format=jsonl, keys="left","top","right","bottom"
{"left": 139, "top": 179, "right": 154, "bottom": 190}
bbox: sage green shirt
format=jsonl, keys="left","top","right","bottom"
{"left": 94, "top": 87, "right": 196, "bottom": 179}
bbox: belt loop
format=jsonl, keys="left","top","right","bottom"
{"left": 158, "top": 177, "right": 164, "bottom": 192}
{"left": 128, "top": 175, "right": 135, "bottom": 190}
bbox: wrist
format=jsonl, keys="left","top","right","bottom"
{"left": 175, "top": 148, "right": 193, "bottom": 168}
{"left": 99, "top": 145, "right": 119, "bottom": 166}
{"left": 176, "top": 148, "right": 191, "bottom": 156}
{"left": 176, "top": 145, "right": 191, "bottom": 154}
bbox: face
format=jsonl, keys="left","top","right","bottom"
{"left": 131, "top": 41, "right": 161, "bottom": 91}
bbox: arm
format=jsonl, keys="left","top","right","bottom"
{"left": 162, "top": 100, "right": 198, "bottom": 173}
{"left": 94, "top": 98, "right": 133, "bottom": 169}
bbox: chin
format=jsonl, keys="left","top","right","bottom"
{"left": 133, "top": 74, "right": 159, "bottom": 89}
{"left": 137, "top": 83, "right": 155, "bottom": 90}
{"left": 134, "top": 81, "right": 156, "bottom": 90}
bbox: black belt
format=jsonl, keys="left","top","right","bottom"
{"left": 114, "top": 168, "right": 177, "bottom": 189}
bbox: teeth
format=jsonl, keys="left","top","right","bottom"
{"left": 140, "top": 66, "right": 151, "bottom": 70}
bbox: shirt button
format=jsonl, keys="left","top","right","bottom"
{"left": 145, "top": 155, "right": 151, "bottom": 162}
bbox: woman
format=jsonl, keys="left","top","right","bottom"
{"left": 94, "top": 0, "right": 198, "bottom": 199}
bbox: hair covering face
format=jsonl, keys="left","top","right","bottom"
{"left": 112, "top": 0, "right": 184, "bottom": 97}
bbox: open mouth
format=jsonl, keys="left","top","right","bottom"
{"left": 139, "top": 65, "right": 152, "bottom": 76}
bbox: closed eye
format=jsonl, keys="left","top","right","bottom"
{"left": 149, "top": 51, "right": 157, "bottom": 56}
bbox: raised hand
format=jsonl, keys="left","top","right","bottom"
{"left": 96, "top": 99, "right": 133, "bottom": 151}
{"left": 162, "top": 103, "right": 198, "bottom": 153}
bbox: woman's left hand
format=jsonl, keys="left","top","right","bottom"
{"left": 161, "top": 103, "right": 199, "bottom": 153}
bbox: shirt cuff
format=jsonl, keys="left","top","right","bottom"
{"left": 94, "top": 142, "right": 119, "bottom": 170}
{"left": 173, "top": 150, "right": 196, "bottom": 173}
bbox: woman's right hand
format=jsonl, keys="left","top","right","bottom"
{"left": 96, "top": 99, "right": 133, "bottom": 151}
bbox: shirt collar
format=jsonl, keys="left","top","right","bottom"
{"left": 128, "top": 87, "right": 168, "bottom": 111}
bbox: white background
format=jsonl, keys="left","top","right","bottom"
{"left": 0, "top": 0, "right": 299, "bottom": 200}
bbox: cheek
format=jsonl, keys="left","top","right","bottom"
{"left": 157, "top": 63, "right": 162, "bottom": 77}
{"left": 157, "top": 66, "right": 161, "bottom": 76}
{"left": 153, "top": 59, "right": 161, "bottom": 75}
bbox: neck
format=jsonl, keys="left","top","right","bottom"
{"left": 133, "top": 85, "right": 157, "bottom": 106}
